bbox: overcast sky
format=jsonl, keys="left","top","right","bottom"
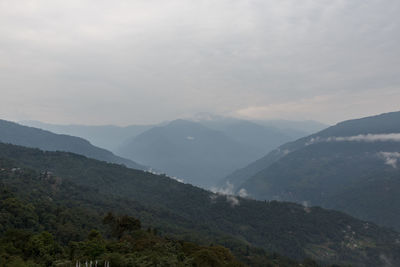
{"left": 1, "top": 0, "right": 399, "bottom": 125}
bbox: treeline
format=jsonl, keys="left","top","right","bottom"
{"left": 0, "top": 214, "right": 243, "bottom": 266}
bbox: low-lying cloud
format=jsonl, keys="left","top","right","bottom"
{"left": 307, "top": 133, "right": 400, "bottom": 145}
{"left": 238, "top": 188, "right": 248, "bottom": 198}
{"left": 210, "top": 181, "right": 245, "bottom": 207}
{"left": 211, "top": 181, "right": 235, "bottom": 195}
{"left": 379, "top": 152, "right": 400, "bottom": 168}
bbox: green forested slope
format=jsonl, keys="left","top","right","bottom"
{"left": 0, "top": 157, "right": 321, "bottom": 267}
{"left": 237, "top": 112, "right": 400, "bottom": 231}
{"left": 1, "top": 143, "right": 400, "bottom": 266}
{"left": 221, "top": 111, "right": 400, "bottom": 191}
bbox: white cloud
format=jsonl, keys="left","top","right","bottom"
{"left": 211, "top": 181, "right": 240, "bottom": 207}
{"left": 378, "top": 152, "right": 400, "bottom": 168}
{"left": 307, "top": 134, "right": 400, "bottom": 145}
{"left": 211, "top": 181, "right": 235, "bottom": 195}
{"left": 238, "top": 188, "right": 248, "bottom": 198}
{"left": 226, "top": 195, "right": 240, "bottom": 207}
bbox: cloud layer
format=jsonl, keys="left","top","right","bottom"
{"left": 1, "top": 0, "right": 399, "bottom": 124}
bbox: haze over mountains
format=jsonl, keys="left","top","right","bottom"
{"left": 2, "top": 112, "right": 400, "bottom": 266}
{"left": 0, "top": 119, "right": 145, "bottom": 170}
{"left": 118, "top": 119, "right": 264, "bottom": 187}
{"left": 21, "top": 116, "right": 326, "bottom": 188}
{"left": 22, "top": 115, "right": 326, "bottom": 153}
{"left": 224, "top": 111, "right": 400, "bottom": 232}
{"left": 20, "top": 120, "right": 154, "bottom": 152}
{"left": 1, "top": 0, "right": 399, "bottom": 265}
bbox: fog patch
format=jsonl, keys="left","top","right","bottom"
{"left": 277, "top": 148, "right": 291, "bottom": 156}
{"left": 238, "top": 188, "right": 248, "bottom": 198}
{"left": 186, "top": 136, "right": 195, "bottom": 140}
{"left": 211, "top": 181, "right": 240, "bottom": 207}
{"left": 378, "top": 152, "right": 400, "bottom": 168}
{"left": 170, "top": 176, "right": 185, "bottom": 183}
{"left": 306, "top": 133, "right": 400, "bottom": 146}
{"left": 211, "top": 181, "right": 235, "bottom": 195}
{"left": 302, "top": 201, "right": 311, "bottom": 213}
{"left": 226, "top": 195, "right": 240, "bottom": 207}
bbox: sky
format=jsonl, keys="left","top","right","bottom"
{"left": 0, "top": 0, "right": 399, "bottom": 125}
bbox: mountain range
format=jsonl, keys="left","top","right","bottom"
{"left": 225, "top": 111, "right": 400, "bottom": 231}
{"left": 20, "top": 117, "right": 327, "bottom": 188}
{"left": 117, "top": 119, "right": 267, "bottom": 187}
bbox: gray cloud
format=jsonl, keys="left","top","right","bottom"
{"left": 0, "top": 0, "right": 399, "bottom": 124}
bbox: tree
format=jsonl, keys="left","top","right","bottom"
{"left": 103, "top": 213, "right": 141, "bottom": 239}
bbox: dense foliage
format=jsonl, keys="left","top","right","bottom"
{"left": 1, "top": 143, "right": 400, "bottom": 266}
{"left": 0, "top": 157, "right": 324, "bottom": 267}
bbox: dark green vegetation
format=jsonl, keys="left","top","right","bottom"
{"left": 0, "top": 153, "right": 321, "bottom": 267}
{"left": 1, "top": 143, "right": 400, "bottom": 266}
{"left": 0, "top": 119, "right": 145, "bottom": 170}
{"left": 230, "top": 111, "right": 400, "bottom": 231}
{"left": 0, "top": 168, "right": 244, "bottom": 267}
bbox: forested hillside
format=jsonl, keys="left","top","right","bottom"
{"left": 1, "top": 142, "right": 400, "bottom": 266}
{"left": 0, "top": 157, "right": 321, "bottom": 267}
{"left": 233, "top": 111, "right": 400, "bottom": 231}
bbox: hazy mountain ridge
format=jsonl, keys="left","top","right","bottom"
{"left": 217, "top": 120, "right": 328, "bottom": 189}
{"left": 197, "top": 118, "right": 302, "bottom": 155}
{"left": 234, "top": 111, "right": 400, "bottom": 231}
{"left": 117, "top": 119, "right": 262, "bottom": 187}
{"left": 1, "top": 142, "right": 400, "bottom": 266}
{"left": 20, "top": 120, "right": 154, "bottom": 152}
{"left": 20, "top": 117, "right": 323, "bottom": 188}
{"left": 0, "top": 119, "right": 145, "bottom": 170}
{"left": 254, "top": 119, "right": 328, "bottom": 136}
